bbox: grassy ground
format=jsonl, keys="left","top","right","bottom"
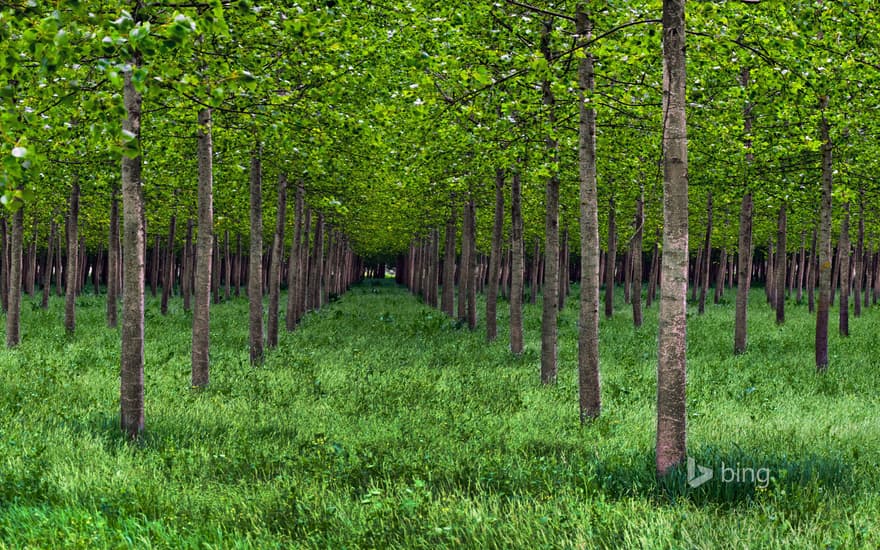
{"left": 0, "top": 281, "right": 877, "bottom": 548}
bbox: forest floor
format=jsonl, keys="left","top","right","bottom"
{"left": 0, "top": 280, "right": 877, "bottom": 548}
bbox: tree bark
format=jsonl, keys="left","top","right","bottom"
{"left": 632, "top": 188, "right": 644, "bottom": 327}
{"left": 42, "top": 221, "right": 56, "bottom": 309}
{"left": 182, "top": 218, "right": 192, "bottom": 313}
{"left": 604, "top": 197, "right": 616, "bottom": 319}
{"left": 698, "top": 192, "right": 712, "bottom": 314}
{"left": 775, "top": 202, "right": 786, "bottom": 324}
{"left": 191, "top": 108, "right": 213, "bottom": 388}
{"left": 286, "top": 183, "right": 304, "bottom": 330}
{"left": 5, "top": 207, "right": 23, "bottom": 346}
{"left": 120, "top": 61, "right": 145, "bottom": 439}
{"left": 578, "top": 5, "right": 601, "bottom": 420}
{"left": 441, "top": 202, "right": 457, "bottom": 317}
{"left": 466, "top": 200, "right": 478, "bottom": 330}
{"left": 267, "top": 174, "right": 287, "bottom": 349}
{"left": 64, "top": 179, "right": 80, "bottom": 334}
{"left": 838, "top": 203, "right": 851, "bottom": 337}
{"left": 510, "top": 169, "right": 524, "bottom": 355}
{"left": 816, "top": 98, "right": 833, "bottom": 372}
{"left": 458, "top": 200, "right": 471, "bottom": 323}
{"left": 656, "top": 0, "right": 688, "bottom": 476}
{"left": 854, "top": 190, "right": 864, "bottom": 317}
{"left": 486, "top": 169, "right": 505, "bottom": 341}
{"left": 161, "top": 211, "right": 176, "bottom": 315}
{"left": 248, "top": 143, "right": 264, "bottom": 364}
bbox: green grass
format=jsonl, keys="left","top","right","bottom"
{"left": 0, "top": 281, "right": 877, "bottom": 548}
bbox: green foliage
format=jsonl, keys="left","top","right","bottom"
{"left": 0, "top": 283, "right": 877, "bottom": 547}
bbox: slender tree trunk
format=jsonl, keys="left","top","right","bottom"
{"left": 27, "top": 220, "right": 37, "bottom": 296}
{"left": 224, "top": 230, "right": 231, "bottom": 301}
{"left": 54, "top": 223, "right": 62, "bottom": 297}
{"left": 486, "top": 169, "right": 505, "bottom": 341}
{"left": 775, "top": 202, "right": 787, "bottom": 324}
{"left": 854, "top": 190, "right": 864, "bottom": 317}
{"left": 5, "top": 206, "right": 23, "bottom": 346}
{"left": 647, "top": 241, "right": 659, "bottom": 307}
{"left": 714, "top": 248, "right": 727, "bottom": 304}
{"left": 441, "top": 202, "right": 457, "bottom": 317}
{"left": 466, "top": 200, "right": 478, "bottom": 330}
{"left": 632, "top": 188, "right": 644, "bottom": 327}
{"left": 808, "top": 227, "right": 817, "bottom": 313}
{"left": 286, "top": 183, "right": 304, "bottom": 330}
{"left": 211, "top": 237, "right": 220, "bottom": 304}
{"left": 830, "top": 243, "right": 840, "bottom": 307}
{"left": 120, "top": 61, "right": 145, "bottom": 439}
{"left": 656, "top": 0, "right": 688, "bottom": 476}
{"left": 578, "top": 6, "right": 601, "bottom": 420}
{"left": 698, "top": 193, "right": 712, "bottom": 314}
{"left": 42, "top": 221, "right": 56, "bottom": 310}
{"left": 816, "top": 99, "right": 833, "bottom": 371}
{"left": 299, "top": 209, "right": 311, "bottom": 318}
{"left": 310, "top": 214, "right": 324, "bottom": 311}
{"left": 604, "top": 197, "right": 616, "bottom": 319}
{"left": 267, "top": 174, "right": 287, "bottom": 349}
{"left": 733, "top": 193, "right": 753, "bottom": 355}
{"left": 248, "top": 144, "right": 264, "bottom": 364}
{"left": 797, "top": 230, "right": 806, "bottom": 304}
{"left": 839, "top": 203, "right": 851, "bottom": 337}
{"left": 149, "top": 233, "right": 160, "bottom": 298}
{"left": 64, "top": 179, "right": 80, "bottom": 334}
{"left": 182, "top": 218, "right": 192, "bottom": 313}
{"left": 191, "top": 107, "right": 213, "bottom": 388}
{"left": 510, "top": 169, "right": 524, "bottom": 355}
{"left": 530, "top": 239, "right": 539, "bottom": 305}
{"left": 458, "top": 199, "right": 471, "bottom": 323}
{"left": 161, "top": 212, "right": 176, "bottom": 315}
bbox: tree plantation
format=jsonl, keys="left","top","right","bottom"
{"left": 0, "top": 0, "right": 879, "bottom": 547}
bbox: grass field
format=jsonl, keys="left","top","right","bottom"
{"left": 0, "top": 281, "right": 877, "bottom": 548}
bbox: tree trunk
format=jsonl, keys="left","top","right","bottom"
{"left": 149, "top": 233, "right": 160, "bottom": 298}
{"left": 248, "top": 144, "right": 264, "bottom": 364}
{"left": 838, "top": 203, "right": 851, "bottom": 337}
{"left": 64, "top": 179, "right": 80, "bottom": 334}
{"left": 458, "top": 199, "right": 471, "bottom": 323}
{"left": 299, "top": 209, "right": 311, "bottom": 318}
{"left": 510, "top": 169, "right": 524, "bottom": 355}
{"left": 191, "top": 108, "right": 213, "bottom": 388}
{"left": 286, "top": 183, "right": 304, "bottom": 330}
{"left": 26, "top": 219, "right": 37, "bottom": 296}
{"left": 604, "top": 197, "right": 616, "bottom": 319}
{"left": 120, "top": 61, "right": 145, "bottom": 439}
{"left": 5, "top": 207, "right": 23, "bottom": 346}
{"left": 42, "top": 221, "right": 56, "bottom": 310}
{"left": 733, "top": 193, "right": 753, "bottom": 355}
{"left": 161, "top": 212, "right": 176, "bottom": 315}
{"left": 224, "top": 230, "right": 231, "bottom": 301}
{"left": 441, "top": 202, "right": 457, "bottom": 317}
{"left": 578, "top": 5, "right": 601, "bottom": 420}
{"left": 466, "top": 200, "right": 478, "bottom": 330}
{"left": 310, "top": 214, "right": 324, "bottom": 311}
{"left": 530, "top": 239, "right": 539, "bottom": 305}
{"left": 854, "top": 190, "right": 864, "bottom": 317}
{"left": 698, "top": 192, "right": 712, "bottom": 314}
{"left": 632, "top": 188, "right": 644, "bottom": 327}
{"left": 816, "top": 98, "right": 833, "bottom": 371}
{"left": 486, "top": 169, "right": 505, "bottom": 341}
{"left": 656, "top": 0, "right": 688, "bottom": 476}
{"left": 182, "top": 218, "right": 192, "bottom": 313}
{"left": 775, "top": 202, "right": 786, "bottom": 324}
{"left": 267, "top": 174, "right": 287, "bottom": 349}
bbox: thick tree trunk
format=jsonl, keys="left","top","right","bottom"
{"left": 839, "top": 203, "right": 851, "bottom": 337}
{"left": 120, "top": 62, "right": 145, "bottom": 439}
{"left": 604, "top": 197, "right": 616, "bottom": 319}
{"left": 42, "top": 221, "right": 56, "bottom": 310}
{"left": 191, "top": 108, "right": 213, "bottom": 388}
{"left": 510, "top": 169, "right": 524, "bottom": 355}
{"left": 656, "top": 0, "right": 688, "bottom": 476}
{"left": 578, "top": 6, "right": 601, "bottom": 420}
{"left": 816, "top": 99, "right": 833, "bottom": 371}
{"left": 441, "top": 202, "right": 457, "bottom": 317}
{"left": 64, "top": 179, "right": 80, "bottom": 334}
{"left": 775, "top": 203, "right": 787, "bottom": 324}
{"left": 248, "top": 144, "right": 264, "bottom": 364}
{"left": 267, "top": 174, "right": 287, "bottom": 349}
{"left": 486, "top": 169, "right": 504, "bottom": 341}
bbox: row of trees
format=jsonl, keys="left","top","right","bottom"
{"left": 2, "top": 0, "right": 879, "bottom": 476}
